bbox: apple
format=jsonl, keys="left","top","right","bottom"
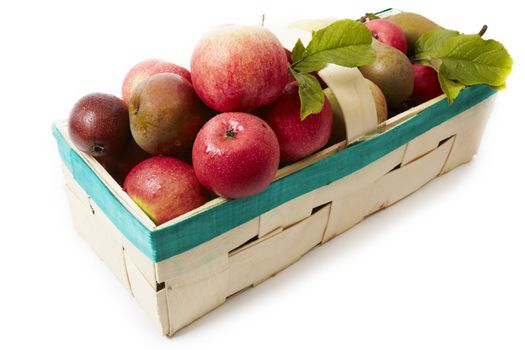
{"left": 192, "top": 112, "right": 280, "bottom": 199}
{"left": 121, "top": 59, "right": 192, "bottom": 105}
{"left": 411, "top": 63, "right": 443, "bottom": 103}
{"left": 365, "top": 19, "right": 408, "bottom": 54}
{"left": 191, "top": 25, "right": 289, "bottom": 112}
{"left": 123, "top": 156, "right": 207, "bottom": 225}
{"left": 260, "top": 82, "right": 333, "bottom": 164}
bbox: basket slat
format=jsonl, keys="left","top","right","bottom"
{"left": 229, "top": 204, "right": 330, "bottom": 293}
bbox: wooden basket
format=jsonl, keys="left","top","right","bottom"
{"left": 52, "top": 32, "right": 497, "bottom": 335}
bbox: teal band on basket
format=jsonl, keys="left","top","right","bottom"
{"left": 53, "top": 85, "right": 496, "bottom": 262}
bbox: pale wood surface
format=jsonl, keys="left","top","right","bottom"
{"left": 319, "top": 66, "right": 378, "bottom": 144}
{"left": 441, "top": 96, "right": 495, "bottom": 173}
{"left": 403, "top": 95, "right": 496, "bottom": 168}
{"left": 228, "top": 204, "right": 330, "bottom": 295}
{"left": 65, "top": 182, "right": 131, "bottom": 290}
{"left": 124, "top": 252, "right": 170, "bottom": 335}
{"left": 258, "top": 191, "right": 316, "bottom": 237}
{"left": 164, "top": 253, "right": 229, "bottom": 334}
{"left": 313, "top": 145, "right": 408, "bottom": 208}
{"left": 155, "top": 218, "right": 259, "bottom": 281}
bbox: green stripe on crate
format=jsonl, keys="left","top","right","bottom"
{"left": 53, "top": 85, "right": 496, "bottom": 262}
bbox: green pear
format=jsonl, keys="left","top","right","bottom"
{"left": 365, "top": 79, "right": 388, "bottom": 124}
{"left": 359, "top": 40, "right": 413, "bottom": 109}
{"left": 386, "top": 12, "right": 442, "bottom": 55}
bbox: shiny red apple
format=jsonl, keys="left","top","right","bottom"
{"left": 192, "top": 112, "right": 280, "bottom": 199}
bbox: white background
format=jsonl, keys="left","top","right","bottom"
{"left": 1, "top": 0, "right": 524, "bottom": 349}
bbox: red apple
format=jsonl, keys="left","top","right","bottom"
{"left": 123, "top": 156, "right": 207, "bottom": 225}
{"left": 192, "top": 112, "right": 280, "bottom": 199}
{"left": 260, "top": 82, "right": 333, "bottom": 164}
{"left": 191, "top": 25, "right": 289, "bottom": 112}
{"left": 365, "top": 19, "right": 407, "bottom": 54}
{"left": 121, "top": 59, "right": 191, "bottom": 105}
{"left": 411, "top": 63, "right": 443, "bottom": 103}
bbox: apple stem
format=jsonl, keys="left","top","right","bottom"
{"left": 225, "top": 129, "right": 237, "bottom": 138}
{"left": 478, "top": 24, "right": 488, "bottom": 37}
{"left": 261, "top": 14, "right": 265, "bottom": 27}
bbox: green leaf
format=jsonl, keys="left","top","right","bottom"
{"left": 414, "top": 29, "right": 512, "bottom": 103}
{"left": 306, "top": 19, "right": 371, "bottom": 54}
{"left": 293, "top": 19, "right": 375, "bottom": 73}
{"left": 290, "top": 69, "right": 324, "bottom": 120}
{"left": 291, "top": 39, "right": 306, "bottom": 63}
{"left": 415, "top": 29, "right": 460, "bottom": 60}
{"left": 293, "top": 58, "right": 327, "bottom": 74}
{"left": 437, "top": 34, "right": 513, "bottom": 87}
{"left": 438, "top": 66, "right": 465, "bottom": 103}
{"left": 288, "top": 18, "right": 375, "bottom": 116}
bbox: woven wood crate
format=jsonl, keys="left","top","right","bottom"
{"left": 52, "top": 20, "right": 497, "bottom": 335}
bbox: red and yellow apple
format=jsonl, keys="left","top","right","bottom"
{"left": 123, "top": 156, "right": 207, "bottom": 225}
{"left": 365, "top": 19, "right": 408, "bottom": 54}
{"left": 121, "top": 59, "right": 192, "bottom": 105}
{"left": 191, "top": 25, "right": 289, "bottom": 112}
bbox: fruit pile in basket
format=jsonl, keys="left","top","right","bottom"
{"left": 67, "top": 12, "right": 512, "bottom": 225}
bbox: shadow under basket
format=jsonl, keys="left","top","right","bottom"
{"left": 53, "top": 70, "right": 497, "bottom": 335}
